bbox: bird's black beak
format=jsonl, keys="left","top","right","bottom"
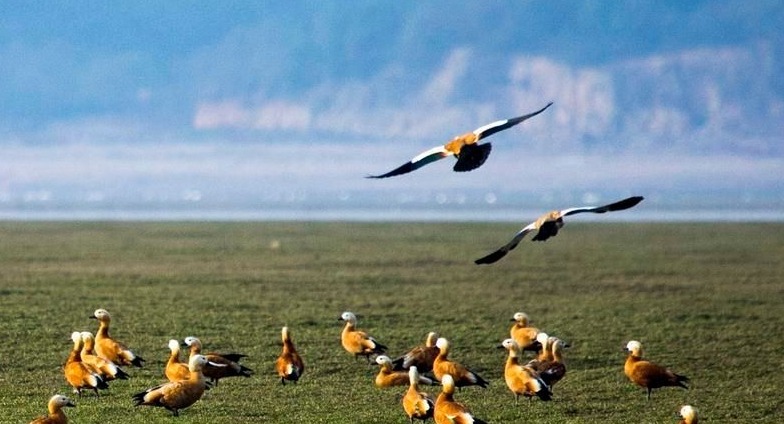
{"left": 66, "top": 401, "right": 76, "bottom": 407}
{"left": 88, "top": 315, "right": 97, "bottom": 320}
{"left": 496, "top": 344, "right": 506, "bottom": 350}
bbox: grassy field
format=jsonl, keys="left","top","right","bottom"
{"left": 0, "top": 221, "right": 782, "bottom": 423}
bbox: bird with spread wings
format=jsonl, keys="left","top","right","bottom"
{"left": 367, "top": 102, "right": 552, "bottom": 178}
{"left": 475, "top": 196, "right": 644, "bottom": 265}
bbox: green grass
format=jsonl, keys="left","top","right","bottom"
{"left": 1, "top": 221, "right": 782, "bottom": 423}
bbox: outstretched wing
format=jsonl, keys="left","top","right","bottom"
{"left": 475, "top": 223, "right": 538, "bottom": 265}
{"left": 473, "top": 102, "right": 553, "bottom": 139}
{"left": 367, "top": 145, "right": 451, "bottom": 178}
{"left": 560, "top": 196, "right": 644, "bottom": 217}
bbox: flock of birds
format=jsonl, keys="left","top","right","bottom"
{"left": 31, "top": 308, "right": 696, "bottom": 423}
{"left": 30, "top": 104, "right": 698, "bottom": 422}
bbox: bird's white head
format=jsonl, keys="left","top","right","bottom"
{"left": 680, "top": 405, "right": 697, "bottom": 420}
{"left": 184, "top": 336, "right": 201, "bottom": 348}
{"left": 49, "top": 394, "right": 75, "bottom": 408}
{"left": 626, "top": 340, "right": 642, "bottom": 354}
{"left": 168, "top": 339, "right": 180, "bottom": 351}
{"left": 536, "top": 332, "right": 549, "bottom": 346}
{"left": 441, "top": 374, "right": 455, "bottom": 392}
{"left": 92, "top": 308, "right": 110, "bottom": 321}
{"left": 375, "top": 355, "right": 391, "bottom": 366}
{"left": 435, "top": 337, "right": 449, "bottom": 351}
{"left": 408, "top": 366, "right": 420, "bottom": 383}
{"left": 188, "top": 354, "right": 209, "bottom": 372}
{"left": 80, "top": 331, "right": 94, "bottom": 343}
{"left": 513, "top": 312, "right": 529, "bottom": 324}
{"left": 340, "top": 311, "right": 357, "bottom": 323}
{"left": 502, "top": 338, "right": 519, "bottom": 352}
{"left": 70, "top": 331, "right": 82, "bottom": 344}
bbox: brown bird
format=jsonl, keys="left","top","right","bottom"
{"left": 339, "top": 311, "right": 387, "bottom": 363}
{"left": 275, "top": 326, "right": 305, "bottom": 384}
{"left": 509, "top": 312, "right": 541, "bottom": 352}
{"left": 402, "top": 366, "right": 435, "bottom": 423}
{"left": 432, "top": 338, "right": 488, "bottom": 388}
{"left": 501, "top": 339, "right": 551, "bottom": 403}
{"left": 165, "top": 339, "right": 190, "bottom": 382}
{"left": 89, "top": 308, "right": 145, "bottom": 367}
{"left": 29, "top": 394, "right": 75, "bottom": 424}
{"left": 132, "top": 354, "right": 210, "bottom": 416}
{"left": 434, "top": 374, "right": 488, "bottom": 424}
{"left": 79, "top": 331, "right": 130, "bottom": 382}
{"left": 526, "top": 337, "right": 567, "bottom": 388}
{"left": 678, "top": 405, "right": 699, "bottom": 424}
{"left": 392, "top": 331, "right": 440, "bottom": 373}
{"left": 375, "top": 355, "right": 438, "bottom": 388}
{"left": 183, "top": 336, "right": 253, "bottom": 386}
{"left": 368, "top": 103, "right": 552, "bottom": 178}
{"left": 64, "top": 331, "right": 108, "bottom": 397}
{"left": 475, "top": 196, "right": 645, "bottom": 264}
{"left": 624, "top": 340, "right": 689, "bottom": 400}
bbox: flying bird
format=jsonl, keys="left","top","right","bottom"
{"left": 475, "top": 196, "right": 644, "bottom": 265}
{"left": 368, "top": 103, "right": 552, "bottom": 178}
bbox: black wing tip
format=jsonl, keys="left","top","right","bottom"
{"left": 475, "top": 249, "right": 507, "bottom": 265}
{"left": 610, "top": 195, "right": 645, "bottom": 211}
{"left": 366, "top": 162, "right": 416, "bottom": 179}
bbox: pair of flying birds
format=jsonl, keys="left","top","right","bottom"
{"left": 367, "top": 102, "right": 644, "bottom": 265}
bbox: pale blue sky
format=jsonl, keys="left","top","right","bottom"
{"left": 1, "top": 2, "right": 782, "bottom": 219}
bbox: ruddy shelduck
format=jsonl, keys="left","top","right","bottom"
{"left": 432, "top": 338, "right": 488, "bottom": 388}
{"left": 79, "top": 331, "right": 130, "bottom": 382}
{"left": 29, "top": 394, "right": 75, "bottom": 424}
{"left": 183, "top": 336, "right": 253, "bottom": 385}
{"left": 275, "top": 326, "right": 305, "bottom": 384}
{"left": 475, "top": 196, "right": 645, "bottom": 264}
{"left": 678, "top": 405, "right": 699, "bottom": 424}
{"left": 509, "top": 312, "right": 541, "bottom": 352}
{"left": 392, "top": 331, "right": 440, "bottom": 373}
{"left": 434, "top": 374, "right": 488, "bottom": 424}
{"left": 624, "top": 340, "right": 688, "bottom": 400}
{"left": 527, "top": 337, "right": 567, "bottom": 388}
{"left": 339, "top": 311, "right": 387, "bottom": 363}
{"left": 64, "top": 331, "right": 108, "bottom": 397}
{"left": 402, "top": 366, "right": 435, "bottom": 423}
{"left": 132, "top": 354, "right": 210, "bottom": 416}
{"left": 368, "top": 103, "right": 552, "bottom": 178}
{"left": 165, "top": 339, "right": 190, "bottom": 382}
{"left": 501, "top": 339, "right": 552, "bottom": 403}
{"left": 89, "top": 308, "right": 145, "bottom": 367}
{"left": 375, "top": 355, "right": 437, "bottom": 388}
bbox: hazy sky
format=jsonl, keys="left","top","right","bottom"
{"left": 1, "top": 2, "right": 782, "bottom": 218}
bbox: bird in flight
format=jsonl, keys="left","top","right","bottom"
{"left": 367, "top": 102, "right": 552, "bottom": 178}
{"left": 475, "top": 196, "right": 644, "bottom": 265}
